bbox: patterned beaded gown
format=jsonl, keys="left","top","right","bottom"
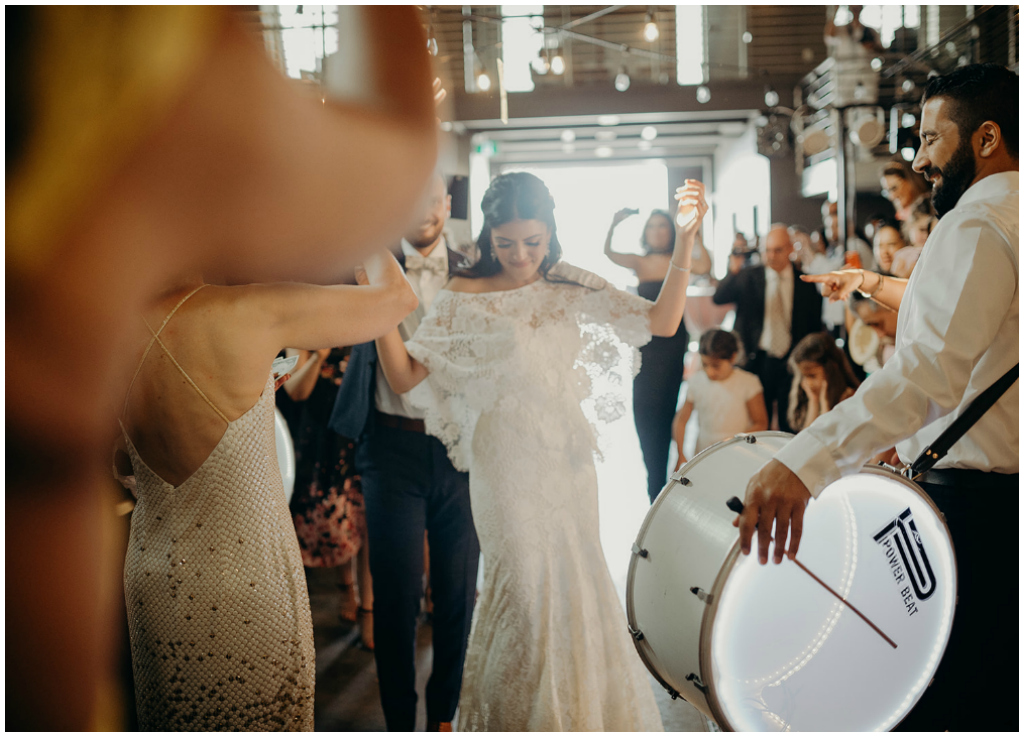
{"left": 405, "top": 262, "right": 664, "bottom": 731}
{"left": 121, "top": 296, "right": 315, "bottom": 731}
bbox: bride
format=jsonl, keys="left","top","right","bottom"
{"left": 374, "top": 171, "right": 706, "bottom": 730}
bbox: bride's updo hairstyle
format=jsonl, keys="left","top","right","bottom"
{"left": 459, "top": 172, "right": 569, "bottom": 281}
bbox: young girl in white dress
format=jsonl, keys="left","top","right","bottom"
{"left": 672, "top": 329, "right": 769, "bottom": 469}
{"left": 373, "top": 171, "right": 707, "bottom": 731}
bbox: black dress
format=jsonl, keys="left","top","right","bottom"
{"left": 634, "top": 280, "right": 689, "bottom": 503}
{"left": 276, "top": 348, "right": 366, "bottom": 567}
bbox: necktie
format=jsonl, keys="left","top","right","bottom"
{"left": 767, "top": 275, "right": 791, "bottom": 358}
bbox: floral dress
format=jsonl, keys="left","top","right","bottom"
{"left": 276, "top": 348, "right": 365, "bottom": 568}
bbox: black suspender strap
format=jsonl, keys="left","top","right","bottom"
{"left": 909, "top": 363, "right": 1019, "bottom": 479}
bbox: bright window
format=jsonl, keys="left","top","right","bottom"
{"left": 501, "top": 6, "right": 545, "bottom": 93}
{"left": 675, "top": 5, "right": 707, "bottom": 86}
{"left": 277, "top": 5, "right": 339, "bottom": 79}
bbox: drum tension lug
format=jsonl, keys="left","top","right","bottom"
{"left": 686, "top": 673, "right": 709, "bottom": 694}
{"left": 689, "top": 586, "right": 713, "bottom": 604}
{"left": 628, "top": 624, "right": 644, "bottom": 642}
{"left": 744, "top": 434, "right": 757, "bottom": 444}
{"left": 631, "top": 543, "right": 649, "bottom": 559}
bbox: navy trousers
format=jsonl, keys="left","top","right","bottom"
{"left": 895, "top": 470, "right": 1018, "bottom": 731}
{"left": 356, "top": 420, "right": 479, "bottom": 731}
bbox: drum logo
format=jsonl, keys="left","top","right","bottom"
{"left": 873, "top": 508, "right": 937, "bottom": 617}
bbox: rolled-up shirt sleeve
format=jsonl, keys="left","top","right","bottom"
{"left": 774, "top": 207, "right": 1018, "bottom": 496}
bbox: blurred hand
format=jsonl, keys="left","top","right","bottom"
{"left": 801, "top": 269, "right": 865, "bottom": 302}
{"left": 611, "top": 207, "right": 636, "bottom": 228}
{"left": 673, "top": 180, "right": 708, "bottom": 239}
{"left": 801, "top": 377, "right": 818, "bottom": 404}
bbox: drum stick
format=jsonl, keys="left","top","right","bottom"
{"left": 726, "top": 497, "right": 898, "bottom": 650}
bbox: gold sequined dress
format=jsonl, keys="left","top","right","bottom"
{"left": 122, "top": 294, "right": 315, "bottom": 731}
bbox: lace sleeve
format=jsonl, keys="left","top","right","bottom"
{"left": 404, "top": 292, "right": 513, "bottom": 472}
{"left": 574, "top": 276, "right": 655, "bottom": 437}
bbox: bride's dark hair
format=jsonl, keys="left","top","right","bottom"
{"left": 458, "top": 172, "right": 586, "bottom": 287}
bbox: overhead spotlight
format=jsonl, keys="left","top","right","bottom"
{"left": 477, "top": 72, "right": 492, "bottom": 92}
{"left": 696, "top": 85, "right": 711, "bottom": 104}
{"left": 870, "top": 57, "right": 884, "bottom": 71}
{"left": 595, "top": 146, "right": 614, "bottom": 158}
{"left": 849, "top": 107, "right": 885, "bottom": 149}
{"left": 764, "top": 89, "right": 780, "bottom": 108}
{"left": 551, "top": 54, "right": 565, "bottom": 75}
{"left": 560, "top": 129, "right": 576, "bottom": 143}
{"left": 901, "top": 79, "right": 916, "bottom": 93}
{"left": 615, "top": 68, "right": 631, "bottom": 92}
{"left": 641, "top": 126, "right": 658, "bottom": 141}
{"left": 742, "top": 31, "right": 753, "bottom": 43}
{"left": 643, "top": 11, "right": 660, "bottom": 42}
{"left": 901, "top": 112, "right": 916, "bottom": 128}
{"left": 901, "top": 146, "right": 916, "bottom": 162}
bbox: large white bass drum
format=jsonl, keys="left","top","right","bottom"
{"left": 274, "top": 408, "right": 296, "bottom": 505}
{"left": 626, "top": 432, "right": 957, "bottom": 731}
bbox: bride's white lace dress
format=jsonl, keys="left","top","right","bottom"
{"left": 405, "top": 262, "right": 664, "bottom": 731}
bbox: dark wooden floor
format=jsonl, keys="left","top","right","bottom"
{"left": 306, "top": 566, "right": 712, "bottom": 732}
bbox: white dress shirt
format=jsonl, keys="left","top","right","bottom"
{"left": 758, "top": 263, "right": 794, "bottom": 357}
{"left": 375, "top": 238, "right": 450, "bottom": 418}
{"left": 776, "top": 171, "right": 1019, "bottom": 495}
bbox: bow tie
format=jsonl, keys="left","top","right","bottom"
{"left": 405, "top": 253, "right": 447, "bottom": 276}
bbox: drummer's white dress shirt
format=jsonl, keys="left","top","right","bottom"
{"left": 776, "top": 171, "right": 1019, "bottom": 496}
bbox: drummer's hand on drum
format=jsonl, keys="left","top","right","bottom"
{"left": 733, "top": 459, "right": 812, "bottom": 564}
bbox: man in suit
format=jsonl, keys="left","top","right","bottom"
{"left": 329, "top": 174, "right": 479, "bottom": 732}
{"left": 713, "top": 225, "right": 823, "bottom": 432}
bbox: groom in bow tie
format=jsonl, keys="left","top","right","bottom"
{"left": 330, "top": 173, "right": 479, "bottom": 731}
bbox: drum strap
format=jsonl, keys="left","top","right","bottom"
{"left": 908, "top": 363, "right": 1019, "bottom": 479}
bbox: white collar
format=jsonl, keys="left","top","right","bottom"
{"left": 766, "top": 263, "right": 794, "bottom": 281}
{"left": 956, "top": 171, "right": 1019, "bottom": 209}
{"left": 401, "top": 237, "right": 448, "bottom": 262}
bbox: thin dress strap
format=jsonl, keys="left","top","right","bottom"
{"left": 120, "top": 284, "right": 228, "bottom": 424}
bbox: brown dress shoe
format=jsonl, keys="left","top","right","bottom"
{"left": 426, "top": 721, "right": 452, "bottom": 731}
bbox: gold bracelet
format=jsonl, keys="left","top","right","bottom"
{"left": 866, "top": 272, "right": 885, "bottom": 298}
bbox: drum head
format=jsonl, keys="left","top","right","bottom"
{"left": 704, "top": 468, "right": 957, "bottom": 731}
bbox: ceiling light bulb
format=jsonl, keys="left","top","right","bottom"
{"left": 560, "top": 129, "right": 576, "bottom": 143}
{"left": 638, "top": 140, "right": 653, "bottom": 151}
{"left": 696, "top": 85, "right": 711, "bottom": 104}
{"left": 477, "top": 73, "right": 491, "bottom": 92}
{"left": 742, "top": 31, "right": 753, "bottom": 43}
{"left": 764, "top": 89, "right": 780, "bottom": 108}
{"left": 644, "top": 20, "right": 660, "bottom": 42}
{"left": 901, "top": 146, "right": 916, "bottom": 162}
{"left": 641, "top": 126, "right": 658, "bottom": 141}
{"left": 550, "top": 54, "right": 565, "bottom": 75}
{"left": 595, "top": 146, "right": 614, "bottom": 158}
{"left": 901, "top": 112, "right": 916, "bottom": 128}
{"left": 615, "top": 70, "right": 631, "bottom": 92}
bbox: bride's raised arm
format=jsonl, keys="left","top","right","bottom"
{"left": 647, "top": 180, "right": 708, "bottom": 336}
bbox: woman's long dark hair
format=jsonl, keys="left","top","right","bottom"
{"left": 641, "top": 210, "right": 676, "bottom": 255}
{"left": 457, "top": 172, "right": 590, "bottom": 288}
{"left": 787, "top": 332, "right": 861, "bottom": 431}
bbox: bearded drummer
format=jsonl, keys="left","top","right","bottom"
{"left": 736, "top": 63, "right": 1018, "bottom": 732}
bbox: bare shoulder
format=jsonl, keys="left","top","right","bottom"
{"left": 446, "top": 276, "right": 489, "bottom": 293}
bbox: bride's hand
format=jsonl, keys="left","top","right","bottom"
{"left": 672, "top": 180, "right": 708, "bottom": 256}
